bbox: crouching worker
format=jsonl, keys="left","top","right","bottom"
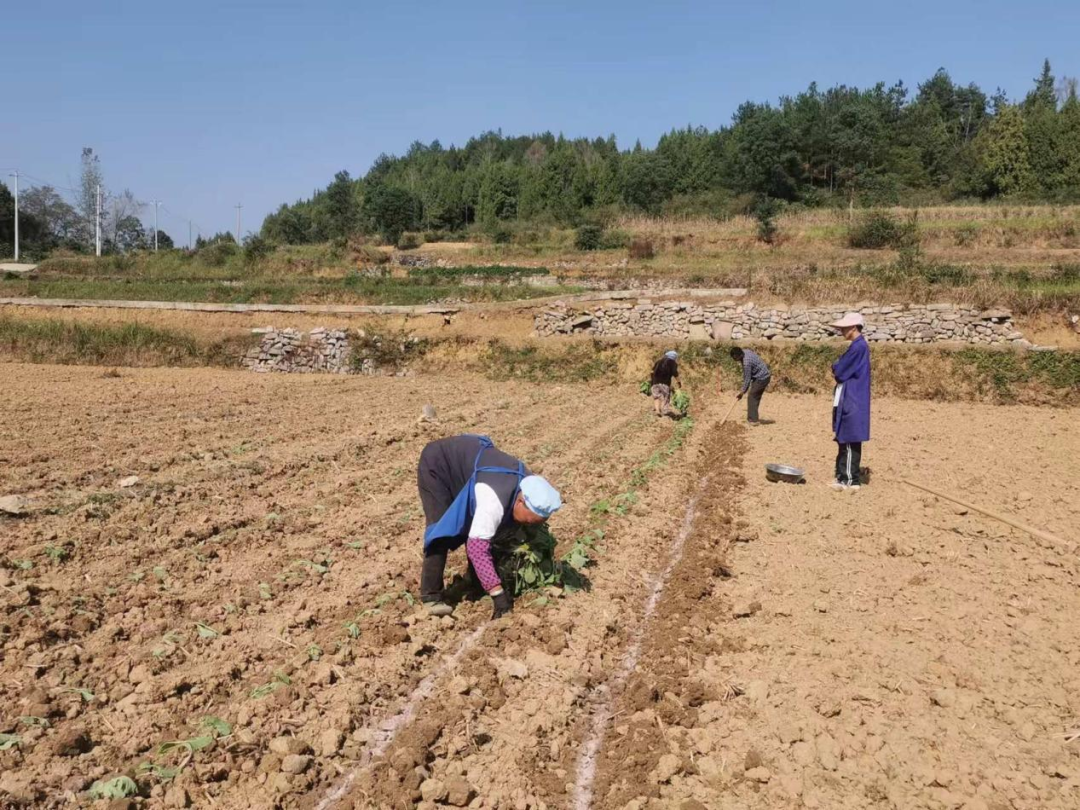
{"left": 417, "top": 435, "right": 562, "bottom": 619}
{"left": 650, "top": 350, "right": 680, "bottom": 417}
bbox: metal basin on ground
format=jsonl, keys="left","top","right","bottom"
{"left": 766, "top": 463, "right": 805, "bottom": 484}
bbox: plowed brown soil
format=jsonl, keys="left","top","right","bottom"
{"left": 3, "top": 364, "right": 1078, "bottom": 810}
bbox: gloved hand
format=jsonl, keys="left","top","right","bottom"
{"left": 491, "top": 589, "right": 513, "bottom": 620}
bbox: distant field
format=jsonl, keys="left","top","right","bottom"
{"left": 3, "top": 206, "right": 1080, "bottom": 313}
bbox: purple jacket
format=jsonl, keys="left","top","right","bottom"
{"left": 832, "top": 335, "right": 871, "bottom": 443}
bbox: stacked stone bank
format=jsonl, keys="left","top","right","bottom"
{"left": 535, "top": 301, "right": 1029, "bottom": 347}
{"left": 242, "top": 327, "right": 351, "bottom": 373}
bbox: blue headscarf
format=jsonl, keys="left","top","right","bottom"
{"left": 519, "top": 476, "right": 562, "bottom": 519}
{"left": 664, "top": 350, "right": 678, "bottom": 360}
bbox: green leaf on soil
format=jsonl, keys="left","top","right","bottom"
{"left": 18, "top": 716, "right": 49, "bottom": 728}
{"left": 200, "top": 717, "right": 232, "bottom": 737}
{"left": 195, "top": 622, "right": 220, "bottom": 639}
{"left": 249, "top": 671, "right": 291, "bottom": 699}
{"left": 0, "top": 733, "right": 21, "bottom": 751}
{"left": 87, "top": 776, "right": 138, "bottom": 800}
{"left": 295, "top": 559, "right": 329, "bottom": 575}
{"left": 137, "top": 761, "right": 179, "bottom": 780}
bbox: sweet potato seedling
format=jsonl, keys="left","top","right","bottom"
{"left": 44, "top": 543, "right": 72, "bottom": 564}
{"left": 250, "top": 671, "right": 291, "bottom": 699}
{"left": 59, "top": 687, "right": 94, "bottom": 702}
{"left": 136, "top": 761, "right": 179, "bottom": 781}
{"left": 87, "top": 776, "right": 138, "bottom": 800}
{"left": 18, "top": 716, "right": 49, "bottom": 729}
{"left": 195, "top": 622, "right": 220, "bottom": 639}
{"left": 0, "top": 733, "right": 21, "bottom": 751}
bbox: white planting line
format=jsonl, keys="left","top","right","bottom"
{"left": 316, "top": 622, "right": 488, "bottom": 810}
{"left": 572, "top": 474, "right": 710, "bottom": 810}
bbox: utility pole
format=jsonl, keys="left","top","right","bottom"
{"left": 235, "top": 204, "right": 242, "bottom": 244}
{"left": 8, "top": 170, "right": 17, "bottom": 261}
{"left": 151, "top": 200, "right": 161, "bottom": 251}
{"left": 95, "top": 184, "right": 102, "bottom": 257}
{"left": 188, "top": 220, "right": 192, "bottom": 251}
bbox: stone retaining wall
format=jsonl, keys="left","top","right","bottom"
{"left": 535, "top": 300, "right": 1029, "bottom": 346}
{"left": 242, "top": 327, "right": 351, "bottom": 373}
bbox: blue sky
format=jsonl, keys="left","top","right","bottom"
{"left": 4, "top": 0, "right": 1077, "bottom": 242}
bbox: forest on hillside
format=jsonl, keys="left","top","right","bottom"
{"left": 260, "top": 61, "right": 1080, "bottom": 245}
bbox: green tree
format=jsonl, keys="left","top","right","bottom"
{"left": 363, "top": 185, "right": 421, "bottom": 244}
{"left": 20, "top": 185, "right": 82, "bottom": 248}
{"left": 114, "top": 215, "right": 146, "bottom": 252}
{"left": 323, "top": 170, "right": 361, "bottom": 239}
{"left": 979, "top": 104, "right": 1034, "bottom": 196}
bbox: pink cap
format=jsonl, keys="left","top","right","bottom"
{"left": 830, "top": 312, "right": 864, "bottom": 328}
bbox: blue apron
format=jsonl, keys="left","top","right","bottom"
{"left": 423, "top": 436, "right": 525, "bottom": 551}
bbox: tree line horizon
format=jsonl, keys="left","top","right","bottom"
{"left": 261, "top": 60, "right": 1080, "bottom": 246}
{"left": 3, "top": 60, "right": 1079, "bottom": 259}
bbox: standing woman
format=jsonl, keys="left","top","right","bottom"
{"left": 650, "top": 350, "right": 680, "bottom": 418}
{"left": 829, "top": 313, "right": 871, "bottom": 490}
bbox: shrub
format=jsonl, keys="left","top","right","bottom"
{"left": 396, "top": 232, "right": 423, "bottom": 250}
{"left": 575, "top": 224, "right": 604, "bottom": 251}
{"left": 848, "top": 210, "right": 919, "bottom": 250}
{"left": 354, "top": 244, "right": 389, "bottom": 266}
{"left": 1051, "top": 263, "right": 1080, "bottom": 283}
{"left": 422, "top": 230, "right": 446, "bottom": 243}
{"left": 242, "top": 234, "right": 274, "bottom": 264}
{"left": 197, "top": 239, "right": 239, "bottom": 267}
{"left": 628, "top": 238, "right": 655, "bottom": 260}
{"left": 489, "top": 226, "right": 513, "bottom": 245}
{"left": 753, "top": 197, "right": 780, "bottom": 245}
{"left": 599, "top": 229, "right": 629, "bottom": 250}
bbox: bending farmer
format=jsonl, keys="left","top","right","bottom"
{"left": 829, "top": 313, "right": 871, "bottom": 490}
{"left": 730, "top": 347, "right": 771, "bottom": 424}
{"left": 417, "top": 435, "right": 562, "bottom": 619}
{"left": 650, "top": 350, "right": 680, "bottom": 417}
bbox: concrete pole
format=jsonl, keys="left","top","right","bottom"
{"left": 235, "top": 204, "right": 242, "bottom": 244}
{"left": 9, "top": 171, "right": 17, "bottom": 261}
{"left": 151, "top": 200, "right": 161, "bottom": 251}
{"left": 95, "top": 184, "right": 101, "bottom": 256}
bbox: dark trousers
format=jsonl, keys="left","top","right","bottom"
{"left": 835, "top": 442, "right": 863, "bottom": 486}
{"left": 747, "top": 377, "right": 770, "bottom": 422}
{"left": 421, "top": 540, "right": 452, "bottom": 602}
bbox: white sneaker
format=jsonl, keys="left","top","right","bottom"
{"left": 846, "top": 484, "right": 862, "bottom": 491}
{"left": 829, "top": 482, "right": 848, "bottom": 491}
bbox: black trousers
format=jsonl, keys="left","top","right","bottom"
{"left": 835, "top": 442, "right": 863, "bottom": 486}
{"left": 747, "top": 377, "right": 770, "bottom": 422}
{"left": 421, "top": 539, "right": 456, "bottom": 602}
